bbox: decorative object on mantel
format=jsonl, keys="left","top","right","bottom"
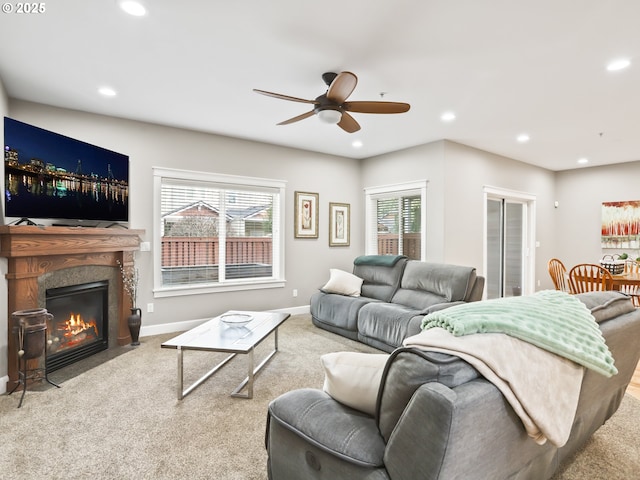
{"left": 118, "top": 258, "right": 141, "bottom": 346}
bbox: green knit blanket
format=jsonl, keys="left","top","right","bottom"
{"left": 421, "top": 290, "right": 617, "bottom": 377}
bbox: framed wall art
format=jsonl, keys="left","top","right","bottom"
{"left": 294, "top": 191, "right": 319, "bottom": 238}
{"left": 602, "top": 200, "right": 640, "bottom": 248}
{"left": 329, "top": 202, "right": 350, "bottom": 246}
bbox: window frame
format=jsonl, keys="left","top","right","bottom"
{"left": 364, "top": 180, "right": 428, "bottom": 260}
{"left": 152, "top": 167, "right": 286, "bottom": 298}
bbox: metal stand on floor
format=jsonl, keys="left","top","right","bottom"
{"left": 8, "top": 310, "right": 61, "bottom": 408}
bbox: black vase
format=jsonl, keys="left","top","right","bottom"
{"left": 127, "top": 307, "right": 142, "bottom": 346}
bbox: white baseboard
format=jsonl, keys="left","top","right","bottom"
{"left": 139, "top": 304, "right": 310, "bottom": 338}
{"left": 1, "top": 375, "right": 9, "bottom": 395}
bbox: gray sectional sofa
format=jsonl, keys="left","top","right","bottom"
{"left": 311, "top": 255, "right": 485, "bottom": 352}
{"left": 267, "top": 291, "right": 640, "bottom": 479}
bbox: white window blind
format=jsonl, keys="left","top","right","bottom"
{"left": 365, "top": 181, "right": 426, "bottom": 260}
{"left": 154, "top": 168, "right": 285, "bottom": 295}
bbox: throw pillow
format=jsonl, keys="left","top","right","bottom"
{"left": 321, "top": 351, "right": 389, "bottom": 416}
{"left": 321, "top": 269, "right": 363, "bottom": 297}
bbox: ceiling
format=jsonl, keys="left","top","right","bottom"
{"left": 0, "top": 0, "right": 638, "bottom": 171}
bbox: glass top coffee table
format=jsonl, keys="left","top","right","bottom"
{"left": 161, "top": 310, "right": 290, "bottom": 400}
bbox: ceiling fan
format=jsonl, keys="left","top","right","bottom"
{"left": 253, "top": 71, "right": 410, "bottom": 133}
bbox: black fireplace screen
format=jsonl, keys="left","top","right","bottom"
{"left": 45, "top": 280, "right": 109, "bottom": 371}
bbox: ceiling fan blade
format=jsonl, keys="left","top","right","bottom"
{"left": 343, "top": 101, "right": 411, "bottom": 114}
{"left": 277, "top": 110, "right": 316, "bottom": 125}
{"left": 338, "top": 112, "right": 361, "bottom": 133}
{"left": 326, "top": 71, "right": 358, "bottom": 103}
{"left": 253, "top": 89, "right": 317, "bottom": 104}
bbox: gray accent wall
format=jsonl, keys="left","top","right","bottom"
{"left": 0, "top": 78, "right": 8, "bottom": 380}
{"left": 555, "top": 161, "right": 640, "bottom": 270}
{"left": 3, "top": 100, "right": 362, "bottom": 342}
{"left": 2, "top": 97, "right": 639, "bottom": 385}
{"left": 361, "top": 140, "right": 557, "bottom": 290}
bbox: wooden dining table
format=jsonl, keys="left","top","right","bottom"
{"left": 610, "top": 271, "right": 640, "bottom": 288}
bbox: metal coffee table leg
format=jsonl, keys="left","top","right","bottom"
{"left": 231, "top": 328, "right": 279, "bottom": 399}
{"left": 176, "top": 345, "right": 236, "bottom": 400}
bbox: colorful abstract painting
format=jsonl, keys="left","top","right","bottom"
{"left": 601, "top": 200, "right": 640, "bottom": 248}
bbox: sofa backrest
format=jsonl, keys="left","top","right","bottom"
{"left": 376, "top": 348, "right": 480, "bottom": 442}
{"left": 352, "top": 255, "right": 408, "bottom": 302}
{"left": 390, "top": 261, "right": 479, "bottom": 309}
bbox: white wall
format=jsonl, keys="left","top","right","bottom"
{"left": 555, "top": 161, "right": 640, "bottom": 269}
{"left": 3, "top": 97, "right": 639, "bottom": 384}
{"left": 360, "top": 140, "right": 447, "bottom": 260}
{"left": 442, "top": 141, "right": 557, "bottom": 289}
{"left": 3, "top": 100, "right": 363, "bottom": 339}
{"left": 361, "top": 140, "right": 557, "bottom": 290}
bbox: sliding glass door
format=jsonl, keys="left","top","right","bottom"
{"left": 485, "top": 188, "right": 535, "bottom": 299}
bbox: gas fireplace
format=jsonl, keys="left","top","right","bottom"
{"left": 0, "top": 225, "right": 143, "bottom": 388}
{"left": 45, "top": 281, "right": 109, "bottom": 372}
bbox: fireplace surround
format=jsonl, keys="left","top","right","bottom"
{"left": 0, "top": 225, "right": 143, "bottom": 389}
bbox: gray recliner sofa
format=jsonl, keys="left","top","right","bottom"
{"left": 311, "top": 255, "right": 485, "bottom": 352}
{"left": 267, "top": 291, "right": 640, "bottom": 479}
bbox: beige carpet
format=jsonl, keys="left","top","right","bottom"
{"left": 0, "top": 314, "right": 638, "bottom": 480}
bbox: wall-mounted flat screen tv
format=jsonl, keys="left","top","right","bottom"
{"left": 4, "top": 117, "right": 129, "bottom": 224}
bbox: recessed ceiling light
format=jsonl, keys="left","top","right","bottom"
{"left": 517, "top": 133, "right": 530, "bottom": 143}
{"left": 352, "top": 140, "right": 363, "bottom": 148}
{"left": 577, "top": 157, "right": 589, "bottom": 165}
{"left": 119, "top": 1, "right": 147, "bottom": 16}
{"left": 606, "top": 58, "right": 631, "bottom": 71}
{"left": 440, "top": 111, "right": 456, "bottom": 122}
{"left": 98, "top": 86, "right": 117, "bottom": 97}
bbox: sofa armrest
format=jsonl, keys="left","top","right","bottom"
{"left": 267, "top": 388, "right": 385, "bottom": 467}
{"left": 467, "top": 275, "right": 485, "bottom": 301}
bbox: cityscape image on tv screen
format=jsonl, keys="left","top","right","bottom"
{"left": 4, "top": 117, "right": 129, "bottom": 223}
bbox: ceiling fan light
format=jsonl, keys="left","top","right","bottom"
{"left": 317, "top": 109, "right": 342, "bottom": 124}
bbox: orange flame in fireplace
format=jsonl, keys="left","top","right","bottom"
{"left": 63, "top": 313, "right": 98, "bottom": 345}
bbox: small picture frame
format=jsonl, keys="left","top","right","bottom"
{"left": 329, "top": 202, "right": 350, "bottom": 247}
{"left": 294, "top": 191, "right": 319, "bottom": 238}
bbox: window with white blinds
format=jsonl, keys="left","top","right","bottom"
{"left": 364, "top": 181, "right": 427, "bottom": 260}
{"left": 153, "top": 168, "right": 285, "bottom": 295}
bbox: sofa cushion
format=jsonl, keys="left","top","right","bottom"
{"left": 321, "top": 268, "right": 363, "bottom": 297}
{"left": 357, "top": 303, "right": 424, "bottom": 351}
{"left": 321, "top": 351, "right": 389, "bottom": 416}
{"left": 390, "top": 261, "right": 477, "bottom": 309}
{"left": 377, "top": 348, "right": 481, "bottom": 442}
{"left": 310, "top": 291, "right": 377, "bottom": 335}
{"left": 575, "top": 291, "right": 636, "bottom": 323}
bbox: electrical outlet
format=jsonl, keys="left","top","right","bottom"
{"left": 140, "top": 241, "right": 151, "bottom": 252}
{"left": 292, "top": 289, "right": 298, "bottom": 297}
{"left": 147, "top": 303, "right": 154, "bottom": 313}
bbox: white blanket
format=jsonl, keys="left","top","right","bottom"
{"left": 403, "top": 328, "right": 584, "bottom": 447}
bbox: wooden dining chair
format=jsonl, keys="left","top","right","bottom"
{"left": 547, "top": 258, "right": 569, "bottom": 292}
{"left": 568, "top": 263, "right": 613, "bottom": 293}
{"left": 620, "top": 260, "right": 640, "bottom": 306}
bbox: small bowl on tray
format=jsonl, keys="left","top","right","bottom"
{"left": 219, "top": 313, "right": 253, "bottom": 328}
